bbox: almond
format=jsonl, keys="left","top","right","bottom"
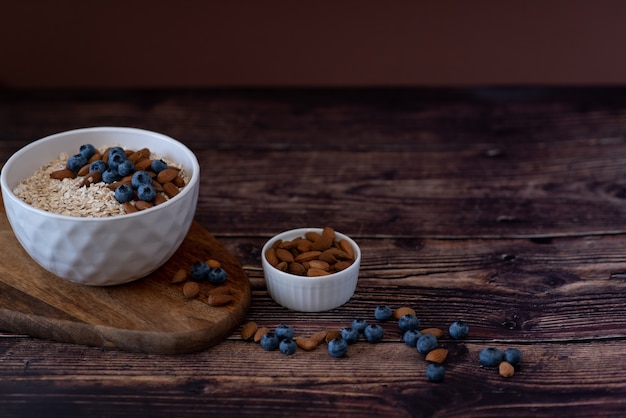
{"left": 288, "top": 262, "right": 306, "bottom": 275}
{"left": 393, "top": 307, "right": 417, "bottom": 319}
{"left": 50, "top": 169, "right": 77, "bottom": 180}
{"left": 321, "top": 226, "right": 336, "bottom": 241}
{"left": 254, "top": 327, "right": 271, "bottom": 343}
{"left": 275, "top": 248, "right": 295, "bottom": 263}
{"left": 334, "top": 261, "right": 353, "bottom": 271}
{"left": 171, "top": 268, "right": 189, "bottom": 284}
{"left": 134, "top": 159, "right": 153, "bottom": 171}
{"left": 296, "top": 337, "right": 319, "bottom": 351}
{"left": 123, "top": 202, "right": 138, "bottom": 214}
{"left": 325, "top": 330, "right": 342, "bottom": 343}
{"left": 163, "top": 181, "right": 179, "bottom": 198}
{"left": 79, "top": 171, "right": 102, "bottom": 187}
{"left": 265, "top": 248, "right": 279, "bottom": 266}
{"left": 207, "top": 293, "right": 233, "bottom": 307}
{"left": 308, "top": 259, "right": 330, "bottom": 271}
{"left": 134, "top": 200, "right": 153, "bottom": 211}
{"left": 339, "top": 239, "right": 354, "bottom": 259}
{"left": 156, "top": 167, "right": 179, "bottom": 184}
{"left": 499, "top": 361, "right": 515, "bottom": 378}
{"left": 425, "top": 348, "right": 448, "bottom": 364}
{"left": 207, "top": 259, "right": 222, "bottom": 269}
{"left": 307, "top": 267, "right": 331, "bottom": 277}
{"left": 240, "top": 322, "right": 258, "bottom": 341}
{"left": 294, "top": 250, "right": 322, "bottom": 263}
{"left": 310, "top": 330, "right": 329, "bottom": 344}
{"left": 182, "top": 281, "right": 200, "bottom": 299}
{"left": 153, "top": 193, "right": 168, "bottom": 205}
{"left": 172, "top": 175, "right": 186, "bottom": 187}
{"left": 77, "top": 164, "right": 90, "bottom": 176}
{"left": 421, "top": 328, "right": 444, "bottom": 339}
{"left": 311, "top": 236, "right": 333, "bottom": 251}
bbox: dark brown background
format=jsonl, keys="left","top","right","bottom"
{"left": 3, "top": 0, "right": 626, "bottom": 88}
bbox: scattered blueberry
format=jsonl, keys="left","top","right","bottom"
{"left": 137, "top": 183, "right": 156, "bottom": 202}
{"left": 351, "top": 319, "right": 368, "bottom": 334}
{"left": 260, "top": 333, "right": 280, "bottom": 351}
{"left": 426, "top": 363, "right": 445, "bottom": 382}
{"left": 416, "top": 334, "right": 438, "bottom": 354}
{"left": 67, "top": 154, "right": 88, "bottom": 173}
{"left": 328, "top": 338, "right": 349, "bottom": 358}
{"left": 402, "top": 329, "right": 421, "bottom": 347}
{"left": 503, "top": 348, "right": 522, "bottom": 366}
{"left": 274, "top": 324, "right": 295, "bottom": 340}
{"left": 102, "top": 168, "right": 121, "bottom": 184}
{"left": 448, "top": 321, "right": 470, "bottom": 340}
{"left": 131, "top": 170, "right": 152, "bottom": 188}
{"left": 341, "top": 327, "right": 359, "bottom": 344}
{"left": 117, "top": 159, "right": 135, "bottom": 177}
{"left": 151, "top": 159, "right": 168, "bottom": 174}
{"left": 114, "top": 184, "right": 134, "bottom": 203}
{"left": 79, "top": 144, "right": 96, "bottom": 159}
{"left": 279, "top": 339, "right": 297, "bottom": 355}
{"left": 374, "top": 305, "right": 393, "bottom": 321}
{"left": 190, "top": 261, "right": 210, "bottom": 281}
{"left": 398, "top": 314, "right": 420, "bottom": 332}
{"left": 89, "top": 160, "right": 107, "bottom": 173}
{"left": 363, "top": 324, "right": 384, "bottom": 343}
{"left": 479, "top": 347, "right": 503, "bottom": 367}
{"left": 208, "top": 267, "right": 227, "bottom": 285}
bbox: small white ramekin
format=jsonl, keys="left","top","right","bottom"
{"left": 261, "top": 228, "right": 361, "bottom": 312}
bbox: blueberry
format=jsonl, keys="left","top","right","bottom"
{"left": 364, "top": 324, "right": 384, "bottom": 343}
{"left": 137, "top": 183, "right": 156, "bottom": 202}
{"left": 341, "top": 327, "right": 359, "bottom": 345}
{"left": 279, "top": 338, "right": 297, "bottom": 355}
{"left": 190, "top": 261, "right": 210, "bottom": 281}
{"left": 374, "top": 305, "right": 393, "bottom": 321}
{"left": 67, "top": 154, "right": 88, "bottom": 173}
{"left": 102, "top": 168, "right": 121, "bottom": 184}
{"left": 416, "top": 334, "right": 438, "bottom": 354}
{"left": 208, "top": 267, "right": 227, "bottom": 285}
{"left": 398, "top": 314, "right": 420, "bottom": 332}
{"left": 79, "top": 143, "right": 96, "bottom": 159}
{"left": 351, "top": 319, "right": 368, "bottom": 334}
{"left": 260, "top": 333, "right": 279, "bottom": 351}
{"left": 89, "top": 160, "right": 107, "bottom": 173}
{"left": 503, "top": 348, "right": 522, "bottom": 365}
{"left": 479, "top": 347, "right": 503, "bottom": 367}
{"left": 151, "top": 159, "right": 168, "bottom": 174}
{"left": 131, "top": 170, "right": 152, "bottom": 188}
{"left": 426, "top": 364, "right": 445, "bottom": 382}
{"left": 114, "top": 184, "right": 134, "bottom": 203}
{"left": 108, "top": 147, "right": 125, "bottom": 160}
{"left": 402, "top": 329, "right": 421, "bottom": 347}
{"left": 327, "top": 338, "right": 349, "bottom": 358}
{"left": 274, "top": 324, "right": 295, "bottom": 341}
{"left": 117, "top": 160, "right": 135, "bottom": 177}
{"left": 108, "top": 152, "right": 127, "bottom": 171}
{"left": 449, "top": 321, "right": 470, "bottom": 340}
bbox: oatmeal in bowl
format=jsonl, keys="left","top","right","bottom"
{"left": 0, "top": 127, "right": 200, "bottom": 286}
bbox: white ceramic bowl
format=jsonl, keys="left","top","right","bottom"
{"left": 261, "top": 228, "right": 361, "bottom": 312}
{"left": 0, "top": 127, "right": 200, "bottom": 286}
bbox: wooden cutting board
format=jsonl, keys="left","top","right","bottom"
{"left": 0, "top": 191, "right": 251, "bottom": 354}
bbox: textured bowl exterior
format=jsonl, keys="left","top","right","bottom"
{"left": 0, "top": 127, "right": 200, "bottom": 286}
{"left": 262, "top": 228, "right": 361, "bottom": 312}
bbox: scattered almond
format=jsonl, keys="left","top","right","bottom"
{"left": 310, "top": 330, "right": 329, "bottom": 344}
{"left": 254, "top": 327, "right": 271, "bottom": 343}
{"left": 182, "top": 281, "right": 200, "bottom": 299}
{"left": 207, "top": 293, "right": 233, "bottom": 307}
{"left": 421, "top": 328, "right": 444, "bottom": 339}
{"left": 393, "top": 307, "right": 417, "bottom": 319}
{"left": 171, "top": 268, "right": 189, "bottom": 284}
{"left": 325, "top": 330, "right": 342, "bottom": 343}
{"left": 296, "top": 337, "right": 319, "bottom": 351}
{"left": 207, "top": 259, "right": 222, "bottom": 269}
{"left": 425, "top": 348, "right": 448, "bottom": 364}
{"left": 241, "top": 322, "right": 258, "bottom": 341}
{"left": 499, "top": 361, "right": 515, "bottom": 378}
{"left": 49, "top": 169, "right": 77, "bottom": 180}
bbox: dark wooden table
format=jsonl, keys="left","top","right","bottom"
{"left": 2, "top": 87, "right": 626, "bottom": 417}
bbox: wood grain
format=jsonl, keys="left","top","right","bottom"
{"left": 0, "top": 192, "right": 251, "bottom": 354}
{"left": 3, "top": 87, "right": 626, "bottom": 417}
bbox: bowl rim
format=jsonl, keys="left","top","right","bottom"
{"left": 0, "top": 126, "right": 200, "bottom": 222}
{"left": 261, "top": 227, "right": 361, "bottom": 284}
